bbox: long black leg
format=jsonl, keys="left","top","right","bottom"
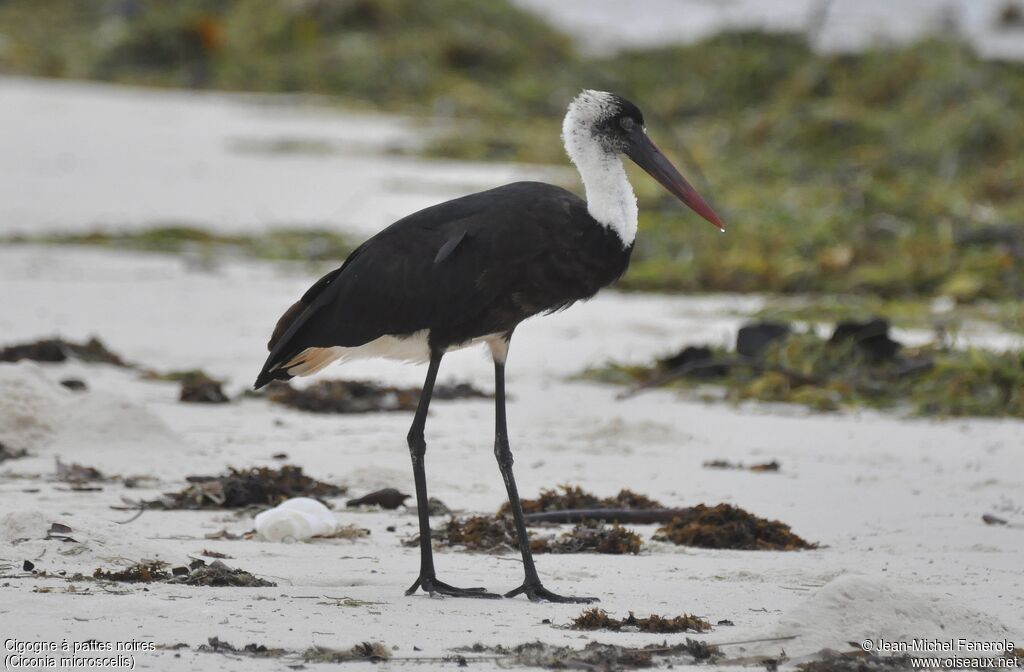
{"left": 491, "top": 342, "right": 598, "bottom": 604}
{"left": 405, "top": 350, "right": 499, "bottom": 599}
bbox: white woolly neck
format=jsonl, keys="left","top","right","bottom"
{"left": 561, "top": 90, "right": 638, "bottom": 247}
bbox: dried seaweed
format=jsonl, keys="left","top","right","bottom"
{"left": 197, "top": 637, "right": 286, "bottom": 657}
{"left": 420, "top": 516, "right": 642, "bottom": 554}
{"left": 93, "top": 559, "right": 275, "bottom": 587}
{"left": 141, "top": 465, "right": 346, "bottom": 509}
{"left": 654, "top": 503, "right": 816, "bottom": 550}
{"left": 427, "top": 515, "right": 519, "bottom": 552}
{"left": 93, "top": 561, "right": 170, "bottom": 583}
{"left": 459, "top": 639, "right": 720, "bottom": 669}
{"left": 263, "top": 379, "right": 489, "bottom": 414}
{"left": 0, "top": 441, "right": 28, "bottom": 463}
{"left": 179, "top": 373, "right": 229, "bottom": 404}
{"left": 541, "top": 523, "right": 643, "bottom": 555}
{"left": 304, "top": 642, "right": 391, "bottom": 663}
{"left": 0, "top": 337, "right": 129, "bottom": 367}
{"left": 502, "top": 484, "right": 664, "bottom": 516}
{"left": 704, "top": 459, "right": 781, "bottom": 472}
{"left": 55, "top": 458, "right": 105, "bottom": 483}
{"left": 170, "top": 559, "right": 275, "bottom": 587}
{"left": 571, "top": 608, "right": 711, "bottom": 633}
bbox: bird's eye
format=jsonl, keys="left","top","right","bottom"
{"left": 619, "top": 117, "right": 635, "bottom": 132}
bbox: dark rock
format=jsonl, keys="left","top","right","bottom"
{"left": 59, "top": 378, "right": 88, "bottom": 391}
{"left": 426, "top": 497, "right": 451, "bottom": 516}
{"left": 658, "top": 346, "right": 727, "bottom": 378}
{"left": 346, "top": 488, "right": 410, "bottom": 509}
{"left": 0, "top": 441, "right": 28, "bottom": 463}
{"left": 736, "top": 321, "right": 791, "bottom": 358}
{"left": 22, "top": 560, "right": 34, "bottom": 572}
{"left": 180, "top": 375, "right": 229, "bottom": 403}
{"left": 830, "top": 318, "right": 901, "bottom": 361}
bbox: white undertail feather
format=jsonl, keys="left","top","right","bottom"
{"left": 281, "top": 330, "right": 508, "bottom": 376}
{"left": 562, "top": 90, "right": 638, "bottom": 247}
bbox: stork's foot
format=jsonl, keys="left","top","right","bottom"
{"left": 406, "top": 575, "right": 501, "bottom": 599}
{"left": 505, "top": 581, "right": 598, "bottom": 604}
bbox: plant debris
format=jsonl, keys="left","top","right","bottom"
{"left": 304, "top": 642, "right": 391, "bottom": 663}
{"left": 571, "top": 608, "right": 711, "bottom": 633}
{"left": 317, "top": 524, "right": 371, "bottom": 540}
{"left": 55, "top": 458, "right": 106, "bottom": 483}
{"left": 94, "top": 559, "right": 275, "bottom": 587}
{"left": 419, "top": 516, "right": 642, "bottom": 554}
{"left": 178, "top": 372, "right": 229, "bottom": 404}
{"left": 197, "top": 637, "right": 285, "bottom": 658}
{"left": 458, "top": 639, "right": 720, "bottom": 669}
{"left": 704, "top": 459, "right": 781, "bottom": 472}
{"left": 262, "top": 379, "right": 490, "bottom": 414}
{"left": 425, "top": 515, "right": 519, "bottom": 552}
{"left": 138, "top": 465, "right": 346, "bottom": 509}
{"left": 0, "top": 337, "right": 129, "bottom": 367}
{"left": 170, "top": 559, "right": 275, "bottom": 587}
{"left": 346, "top": 488, "right": 410, "bottom": 509}
{"left": 590, "top": 319, "right": 1023, "bottom": 418}
{"left": 542, "top": 523, "right": 643, "bottom": 555}
{"left": 502, "top": 484, "right": 663, "bottom": 516}
{"left": 654, "top": 503, "right": 816, "bottom": 550}
{"left": 0, "top": 441, "right": 28, "bottom": 463}
{"left": 93, "top": 561, "right": 171, "bottom": 583}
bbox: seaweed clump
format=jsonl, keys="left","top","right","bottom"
{"left": 0, "top": 441, "right": 28, "bottom": 463}
{"left": 654, "top": 503, "right": 816, "bottom": 551}
{"left": 264, "top": 379, "right": 489, "bottom": 414}
{"left": 143, "top": 465, "right": 346, "bottom": 509}
{"left": 94, "top": 559, "right": 275, "bottom": 587}
{"left": 590, "top": 319, "right": 1024, "bottom": 419}
{"left": 304, "top": 642, "right": 391, "bottom": 663}
{"left": 459, "top": 639, "right": 720, "bottom": 669}
{"left": 503, "top": 484, "right": 663, "bottom": 516}
{"left": 178, "top": 372, "right": 229, "bottom": 404}
{"left": 93, "top": 561, "right": 171, "bottom": 583}
{"left": 416, "top": 516, "right": 643, "bottom": 555}
{"left": 571, "top": 608, "right": 711, "bottom": 633}
{"left": 0, "top": 337, "right": 129, "bottom": 367}
{"left": 542, "top": 523, "right": 643, "bottom": 555}
{"left": 170, "top": 559, "right": 275, "bottom": 587}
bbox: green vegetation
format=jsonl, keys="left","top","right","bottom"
{"left": 5, "top": 226, "right": 353, "bottom": 262}
{"left": 584, "top": 330, "right": 1024, "bottom": 419}
{"left": 1, "top": 1, "right": 1022, "bottom": 302}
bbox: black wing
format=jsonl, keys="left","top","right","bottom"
{"left": 255, "top": 182, "right": 623, "bottom": 388}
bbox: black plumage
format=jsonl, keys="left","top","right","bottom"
{"left": 255, "top": 182, "right": 631, "bottom": 388}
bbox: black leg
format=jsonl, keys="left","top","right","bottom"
{"left": 405, "top": 351, "right": 499, "bottom": 600}
{"left": 492, "top": 353, "right": 598, "bottom": 604}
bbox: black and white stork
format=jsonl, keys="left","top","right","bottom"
{"left": 255, "top": 90, "right": 724, "bottom": 603}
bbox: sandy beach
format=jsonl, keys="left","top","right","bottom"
{"left": 1, "top": 79, "right": 1022, "bottom": 671}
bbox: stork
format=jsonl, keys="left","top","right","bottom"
{"left": 255, "top": 90, "right": 724, "bottom": 603}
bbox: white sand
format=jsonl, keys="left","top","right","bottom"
{"left": 0, "top": 76, "right": 565, "bottom": 238}
{"left": 1, "top": 246, "right": 1022, "bottom": 671}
